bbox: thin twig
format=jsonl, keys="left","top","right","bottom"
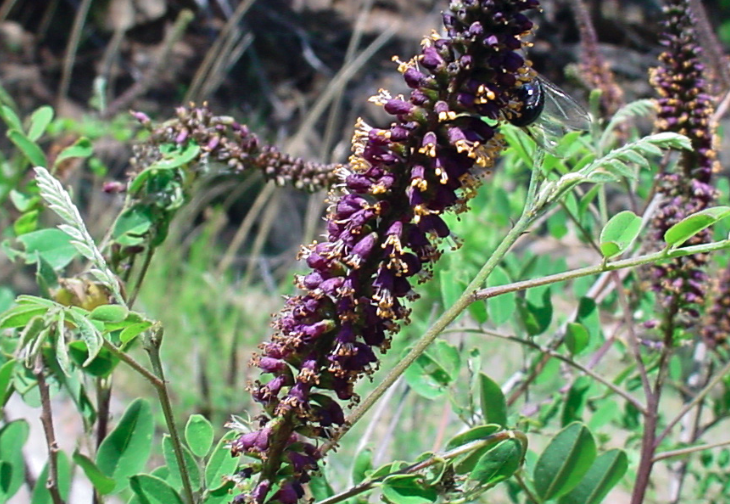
{"left": 127, "top": 246, "right": 156, "bottom": 307}
{"left": 0, "top": 0, "right": 19, "bottom": 23}
{"left": 57, "top": 0, "right": 93, "bottom": 105}
{"left": 668, "top": 342, "right": 710, "bottom": 502}
{"left": 654, "top": 439, "right": 730, "bottom": 462}
{"left": 186, "top": 0, "right": 256, "bottom": 103}
{"left": 143, "top": 327, "right": 196, "bottom": 504}
{"left": 35, "top": 357, "right": 65, "bottom": 504}
{"left": 657, "top": 356, "right": 730, "bottom": 446}
{"left": 611, "top": 272, "right": 653, "bottom": 410}
{"left": 102, "top": 10, "right": 194, "bottom": 118}
{"left": 688, "top": 0, "right": 730, "bottom": 91}
{"left": 472, "top": 329, "right": 647, "bottom": 414}
{"left": 102, "top": 340, "right": 162, "bottom": 387}
{"left": 217, "top": 183, "right": 276, "bottom": 275}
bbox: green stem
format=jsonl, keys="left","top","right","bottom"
{"left": 142, "top": 327, "right": 195, "bottom": 504}
{"left": 102, "top": 340, "right": 162, "bottom": 387}
{"left": 316, "top": 431, "right": 526, "bottom": 504}
{"left": 321, "top": 212, "right": 534, "bottom": 455}
{"left": 473, "top": 238, "right": 730, "bottom": 301}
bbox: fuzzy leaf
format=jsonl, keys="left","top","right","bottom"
{"left": 533, "top": 422, "right": 597, "bottom": 501}
{"left": 599, "top": 211, "right": 642, "bottom": 258}
{"left": 664, "top": 207, "right": 730, "bottom": 247}
{"left": 382, "top": 474, "right": 437, "bottom": 504}
{"left": 479, "top": 373, "right": 507, "bottom": 427}
{"left": 558, "top": 449, "right": 628, "bottom": 504}
{"left": 73, "top": 451, "right": 116, "bottom": 495}
{"left": 185, "top": 414, "right": 214, "bottom": 458}
{"left": 96, "top": 398, "right": 154, "bottom": 493}
{"left": 7, "top": 129, "right": 46, "bottom": 167}
{"left": 129, "top": 475, "right": 184, "bottom": 504}
{"left": 28, "top": 106, "right": 54, "bottom": 141}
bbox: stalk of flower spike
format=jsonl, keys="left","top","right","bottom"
{"left": 567, "top": 0, "right": 623, "bottom": 116}
{"left": 646, "top": 0, "right": 717, "bottom": 332}
{"left": 229, "top": 0, "right": 540, "bottom": 502}
{"left": 130, "top": 104, "right": 341, "bottom": 192}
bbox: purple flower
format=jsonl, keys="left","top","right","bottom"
{"left": 647, "top": 0, "right": 717, "bottom": 332}
{"left": 233, "top": 0, "right": 541, "bottom": 501}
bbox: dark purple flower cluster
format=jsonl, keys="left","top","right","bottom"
{"left": 647, "top": 0, "right": 717, "bottom": 328}
{"left": 230, "top": 0, "right": 540, "bottom": 502}
{"left": 130, "top": 104, "right": 340, "bottom": 191}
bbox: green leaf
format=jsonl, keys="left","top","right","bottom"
{"left": 0, "top": 304, "right": 48, "bottom": 329}
{"left": 9, "top": 190, "right": 40, "bottom": 213}
{"left": 162, "top": 435, "right": 201, "bottom": 491}
{"left": 487, "top": 266, "right": 516, "bottom": 326}
{"left": 381, "top": 474, "right": 437, "bottom": 504}
{"left": 30, "top": 452, "right": 71, "bottom": 504}
{"left": 112, "top": 206, "right": 154, "bottom": 246}
{"left": 404, "top": 340, "right": 461, "bottom": 399}
{"left": 446, "top": 425, "right": 501, "bottom": 451}
{"left": 152, "top": 142, "right": 200, "bottom": 170}
{"left": 185, "top": 414, "right": 214, "bottom": 458}
{"left": 90, "top": 305, "right": 129, "bottom": 323}
{"left": 7, "top": 129, "right": 46, "bottom": 167}
{"left": 446, "top": 424, "right": 502, "bottom": 474}
{"left": 204, "top": 431, "right": 238, "bottom": 490}
{"left": 13, "top": 210, "right": 38, "bottom": 235}
{"left": 599, "top": 211, "right": 641, "bottom": 258}
{"left": 68, "top": 342, "right": 119, "bottom": 377}
{"left": 54, "top": 137, "right": 93, "bottom": 167}
{"left": 0, "top": 420, "right": 29, "bottom": 499}
{"left": 129, "top": 475, "right": 184, "bottom": 504}
{"left": 516, "top": 288, "right": 553, "bottom": 336}
{"left": 439, "top": 268, "right": 464, "bottom": 316}
{"left": 97, "top": 398, "right": 154, "bottom": 493}
{"left": 308, "top": 472, "right": 335, "bottom": 502}
{"left": 67, "top": 312, "right": 103, "bottom": 366}
{"left": 558, "top": 449, "right": 628, "bottom": 504}
{"left": 0, "top": 360, "right": 15, "bottom": 406}
{"left": 561, "top": 376, "right": 592, "bottom": 427}
{"left": 469, "top": 438, "right": 524, "bottom": 486}
{"left": 352, "top": 448, "right": 373, "bottom": 485}
{"left": 28, "top": 106, "right": 54, "bottom": 142}
{"left": 120, "top": 322, "right": 153, "bottom": 344}
{"left": 73, "top": 451, "right": 116, "bottom": 495}
{"left": 565, "top": 322, "right": 590, "bottom": 356}
{"left": 479, "top": 373, "right": 507, "bottom": 427}
{"left": 533, "top": 422, "right": 597, "bottom": 501}
{"left": 16, "top": 229, "right": 78, "bottom": 270}
{"left": 0, "top": 105, "right": 22, "bottom": 131}
{"left": 0, "top": 461, "right": 12, "bottom": 502}
{"left": 664, "top": 206, "right": 730, "bottom": 247}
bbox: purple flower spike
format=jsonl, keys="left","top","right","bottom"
{"left": 647, "top": 0, "right": 718, "bottom": 334}
{"left": 234, "top": 0, "right": 541, "bottom": 501}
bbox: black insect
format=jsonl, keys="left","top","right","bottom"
{"left": 509, "top": 76, "right": 592, "bottom": 151}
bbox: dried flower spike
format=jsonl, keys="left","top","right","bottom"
{"left": 130, "top": 103, "right": 341, "bottom": 192}
{"left": 230, "top": 0, "right": 540, "bottom": 502}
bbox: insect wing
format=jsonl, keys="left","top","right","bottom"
{"left": 538, "top": 76, "right": 591, "bottom": 132}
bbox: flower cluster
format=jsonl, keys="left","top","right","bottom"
{"left": 702, "top": 264, "right": 730, "bottom": 347}
{"left": 230, "top": 0, "right": 540, "bottom": 502}
{"left": 130, "top": 104, "right": 341, "bottom": 192}
{"left": 647, "top": 0, "right": 717, "bottom": 330}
